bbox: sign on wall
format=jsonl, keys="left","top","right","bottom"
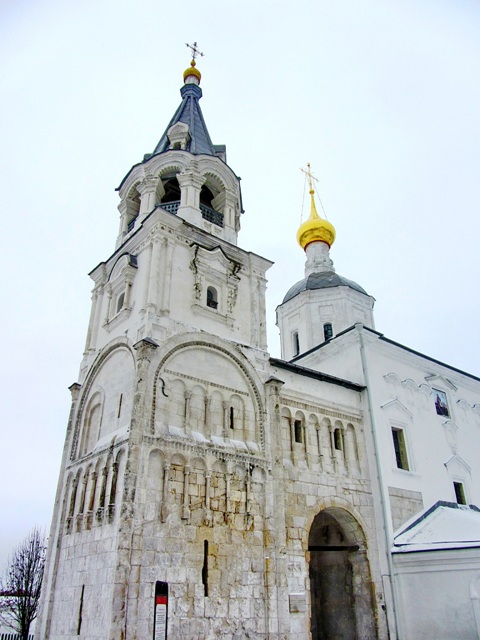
{"left": 153, "top": 581, "right": 168, "bottom": 640}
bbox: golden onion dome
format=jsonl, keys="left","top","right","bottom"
{"left": 297, "top": 189, "right": 336, "bottom": 250}
{"left": 183, "top": 59, "right": 201, "bottom": 84}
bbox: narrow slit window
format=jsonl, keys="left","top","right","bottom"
{"left": 202, "top": 540, "right": 209, "bottom": 596}
{"left": 77, "top": 584, "right": 85, "bottom": 635}
{"left": 334, "top": 428, "right": 342, "bottom": 451}
{"left": 392, "top": 428, "right": 409, "bottom": 470}
{"left": 454, "top": 481, "right": 466, "bottom": 505}
{"left": 229, "top": 406, "right": 234, "bottom": 430}
{"left": 323, "top": 322, "right": 333, "bottom": 341}
{"left": 293, "top": 331, "right": 300, "bottom": 357}
{"left": 294, "top": 420, "right": 303, "bottom": 444}
{"left": 117, "top": 394, "right": 123, "bottom": 419}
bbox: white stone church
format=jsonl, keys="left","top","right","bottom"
{"left": 38, "top": 57, "right": 480, "bottom": 640}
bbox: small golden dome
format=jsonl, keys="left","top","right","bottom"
{"left": 183, "top": 59, "right": 201, "bottom": 83}
{"left": 297, "top": 190, "right": 336, "bottom": 250}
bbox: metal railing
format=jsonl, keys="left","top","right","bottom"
{"left": 157, "top": 201, "right": 224, "bottom": 228}
{"left": 199, "top": 203, "right": 224, "bottom": 227}
{"left": 158, "top": 201, "right": 180, "bottom": 214}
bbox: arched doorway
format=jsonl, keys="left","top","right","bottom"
{"left": 308, "top": 508, "right": 377, "bottom": 640}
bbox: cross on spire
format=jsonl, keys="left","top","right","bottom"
{"left": 185, "top": 41, "right": 204, "bottom": 62}
{"left": 300, "top": 163, "right": 318, "bottom": 194}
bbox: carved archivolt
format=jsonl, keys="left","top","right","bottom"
{"left": 151, "top": 340, "right": 265, "bottom": 452}
{"left": 71, "top": 342, "right": 135, "bottom": 460}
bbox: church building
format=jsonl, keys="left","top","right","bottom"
{"left": 38, "top": 53, "right": 480, "bottom": 640}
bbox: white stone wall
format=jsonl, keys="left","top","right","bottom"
{"left": 296, "top": 325, "right": 480, "bottom": 528}
{"left": 393, "top": 548, "right": 480, "bottom": 640}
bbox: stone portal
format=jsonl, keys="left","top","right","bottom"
{"left": 308, "top": 508, "right": 377, "bottom": 640}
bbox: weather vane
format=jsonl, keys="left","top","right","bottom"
{"left": 300, "top": 163, "right": 318, "bottom": 193}
{"left": 185, "top": 42, "right": 204, "bottom": 61}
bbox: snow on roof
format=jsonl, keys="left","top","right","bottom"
{"left": 392, "top": 501, "right": 480, "bottom": 553}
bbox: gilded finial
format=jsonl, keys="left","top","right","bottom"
{"left": 185, "top": 41, "right": 204, "bottom": 61}
{"left": 183, "top": 42, "right": 204, "bottom": 85}
{"left": 300, "top": 163, "right": 320, "bottom": 219}
{"left": 297, "top": 163, "right": 336, "bottom": 250}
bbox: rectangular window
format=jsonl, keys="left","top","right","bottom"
{"left": 454, "top": 481, "right": 466, "bottom": 505}
{"left": 293, "top": 332, "right": 300, "bottom": 357}
{"left": 392, "top": 428, "right": 409, "bottom": 470}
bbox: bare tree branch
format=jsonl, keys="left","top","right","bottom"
{"left": 0, "top": 527, "right": 46, "bottom": 640}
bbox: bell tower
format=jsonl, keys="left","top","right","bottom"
{"left": 38, "top": 53, "right": 272, "bottom": 639}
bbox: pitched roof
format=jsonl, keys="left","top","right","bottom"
{"left": 152, "top": 83, "right": 217, "bottom": 156}
{"left": 393, "top": 501, "right": 480, "bottom": 553}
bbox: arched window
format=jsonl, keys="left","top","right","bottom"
{"left": 334, "top": 428, "right": 343, "bottom": 451}
{"left": 116, "top": 292, "right": 125, "bottom": 314}
{"left": 294, "top": 419, "right": 303, "bottom": 444}
{"left": 200, "top": 185, "right": 215, "bottom": 208}
{"left": 324, "top": 322, "right": 333, "bottom": 341}
{"left": 206, "top": 286, "right": 218, "bottom": 309}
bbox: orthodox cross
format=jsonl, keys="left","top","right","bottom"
{"left": 300, "top": 163, "right": 318, "bottom": 193}
{"left": 185, "top": 42, "right": 204, "bottom": 61}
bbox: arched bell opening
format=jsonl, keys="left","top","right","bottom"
{"left": 125, "top": 185, "right": 141, "bottom": 232}
{"left": 308, "top": 508, "right": 377, "bottom": 640}
{"left": 157, "top": 172, "right": 181, "bottom": 213}
{"left": 200, "top": 184, "right": 215, "bottom": 208}
{"left": 200, "top": 174, "right": 225, "bottom": 227}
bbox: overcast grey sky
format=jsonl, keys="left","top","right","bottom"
{"left": 1, "top": 0, "right": 479, "bottom": 567}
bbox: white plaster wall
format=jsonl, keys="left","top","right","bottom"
{"left": 394, "top": 548, "right": 480, "bottom": 640}
{"left": 277, "top": 286, "right": 374, "bottom": 360}
{"left": 365, "top": 338, "right": 480, "bottom": 515}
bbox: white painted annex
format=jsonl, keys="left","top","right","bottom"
{"left": 38, "top": 57, "right": 480, "bottom": 640}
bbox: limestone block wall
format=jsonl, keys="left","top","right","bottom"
{"left": 127, "top": 440, "right": 270, "bottom": 639}
{"left": 388, "top": 486, "right": 424, "bottom": 532}
{"left": 45, "top": 442, "right": 127, "bottom": 640}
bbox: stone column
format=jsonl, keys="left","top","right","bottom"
{"left": 86, "top": 471, "right": 97, "bottom": 529}
{"left": 141, "top": 241, "right": 152, "bottom": 313}
{"left": 316, "top": 425, "right": 324, "bottom": 471}
{"left": 289, "top": 417, "right": 296, "bottom": 464}
{"left": 223, "top": 401, "right": 230, "bottom": 438}
{"left": 108, "top": 462, "right": 119, "bottom": 522}
{"left": 182, "top": 466, "right": 191, "bottom": 521}
{"left": 138, "top": 175, "right": 158, "bottom": 219}
{"left": 204, "top": 472, "right": 211, "bottom": 511}
{"left": 97, "top": 465, "right": 108, "bottom": 522}
{"left": 177, "top": 170, "right": 204, "bottom": 223}
{"left": 160, "top": 240, "right": 174, "bottom": 315}
{"left": 204, "top": 396, "right": 211, "bottom": 438}
{"left": 116, "top": 199, "right": 129, "bottom": 247}
{"left": 66, "top": 476, "right": 78, "bottom": 533}
{"left": 78, "top": 471, "right": 88, "bottom": 515}
{"left": 147, "top": 238, "right": 162, "bottom": 312}
{"left": 225, "top": 472, "right": 232, "bottom": 513}
{"left": 342, "top": 426, "right": 350, "bottom": 474}
{"left": 161, "top": 463, "right": 170, "bottom": 523}
{"left": 184, "top": 390, "right": 192, "bottom": 434}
